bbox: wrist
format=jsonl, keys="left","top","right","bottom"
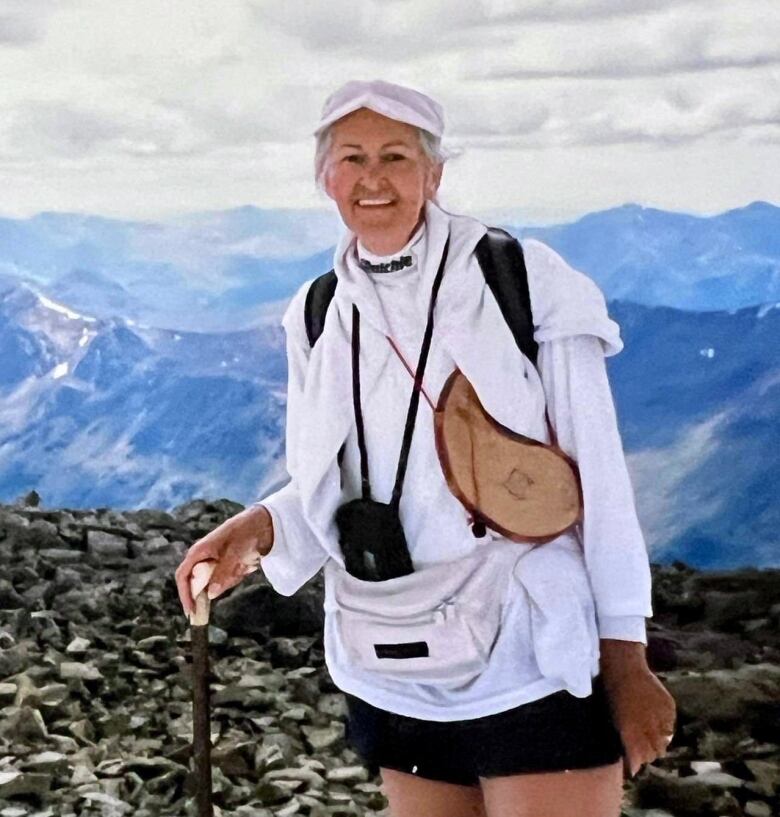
{"left": 247, "top": 504, "right": 274, "bottom": 556}
{"left": 599, "top": 638, "right": 648, "bottom": 676}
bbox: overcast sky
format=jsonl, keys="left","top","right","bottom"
{"left": 0, "top": 0, "right": 778, "bottom": 225}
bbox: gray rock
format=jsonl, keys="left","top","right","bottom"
{"left": 0, "top": 579, "right": 24, "bottom": 610}
{"left": 71, "top": 764, "right": 98, "bottom": 785}
{"left": 265, "top": 767, "right": 327, "bottom": 789}
{"left": 126, "top": 508, "right": 179, "bottom": 529}
{"left": 213, "top": 582, "right": 324, "bottom": 639}
{"left": 258, "top": 733, "right": 306, "bottom": 769}
{"left": 38, "top": 548, "right": 84, "bottom": 564}
{"left": 690, "top": 760, "right": 722, "bottom": 774}
{"left": 211, "top": 741, "right": 255, "bottom": 776}
{"left": 317, "top": 693, "right": 349, "bottom": 719}
{"left": 0, "top": 805, "right": 31, "bottom": 817}
{"left": 69, "top": 718, "right": 96, "bottom": 742}
{"left": 212, "top": 685, "right": 277, "bottom": 709}
{"left": 256, "top": 777, "right": 300, "bottom": 803}
{"left": 65, "top": 636, "right": 91, "bottom": 654}
{"left": 48, "top": 733, "right": 80, "bottom": 753}
{"left": 0, "top": 770, "right": 52, "bottom": 798}
{"left": 78, "top": 791, "right": 132, "bottom": 814}
{"left": 21, "top": 751, "right": 69, "bottom": 775}
{"left": 280, "top": 704, "right": 315, "bottom": 723}
{"left": 128, "top": 534, "right": 177, "bottom": 559}
{"left": 0, "top": 644, "right": 29, "bottom": 678}
{"left": 745, "top": 759, "right": 780, "bottom": 794}
{"left": 14, "top": 678, "right": 69, "bottom": 710}
{"left": 236, "top": 672, "right": 286, "bottom": 692}
{"left": 636, "top": 765, "right": 744, "bottom": 816}
{"left": 744, "top": 801, "right": 772, "bottom": 817}
{"left": 0, "top": 706, "right": 49, "bottom": 743}
{"left": 301, "top": 723, "right": 346, "bottom": 754}
{"left": 664, "top": 663, "right": 780, "bottom": 726}
{"left": 275, "top": 799, "right": 304, "bottom": 816}
{"left": 17, "top": 489, "right": 41, "bottom": 507}
{"left": 326, "top": 765, "right": 370, "bottom": 784}
{"left": 85, "top": 530, "right": 128, "bottom": 560}
{"left": 0, "top": 682, "right": 17, "bottom": 703}
{"left": 58, "top": 661, "right": 103, "bottom": 681}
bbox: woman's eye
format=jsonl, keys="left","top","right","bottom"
{"left": 383, "top": 154, "right": 405, "bottom": 161}
{"left": 343, "top": 155, "right": 363, "bottom": 163}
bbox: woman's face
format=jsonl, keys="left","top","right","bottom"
{"left": 322, "top": 107, "right": 443, "bottom": 255}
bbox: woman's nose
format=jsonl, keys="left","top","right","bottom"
{"left": 363, "top": 158, "right": 386, "bottom": 181}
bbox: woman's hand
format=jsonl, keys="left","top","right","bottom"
{"left": 174, "top": 504, "right": 274, "bottom": 617}
{"left": 599, "top": 639, "right": 677, "bottom": 778}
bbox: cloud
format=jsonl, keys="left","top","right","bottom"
{"left": 480, "top": 51, "right": 780, "bottom": 81}
{"left": 0, "top": 0, "right": 776, "bottom": 219}
{"left": 247, "top": 0, "right": 692, "bottom": 56}
{"left": 445, "top": 81, "right": 780, "bottom": 150}
{"left": 469, "top": 8, "right": 780, "bottom": 81}
{"left": 0, "top": 0, "right": 56, "bottom": 46}
{"left": 1, "top": 100, "right": 204, "bottom": 159}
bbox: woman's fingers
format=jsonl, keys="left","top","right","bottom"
{"left": 176, "top": 552, "right": 206, "bottom": 614}
{"left": 627, "top": 734, "right": 656, "bottom": 776}
{"left": 174, "top": 531, "right": 224, "bottom": 614}
{"left": 626, "top": 718, "right": 676, "bottom": 776}
{"left": 175, "top": 516, "right": 260, "bottom": 613}
{"left": 207, "top": 551, "right": 247, "bottom": 599}
{"left": 613, "top": 669, "right": 679, "bottom": 777}
{"left": 190, "top": 560, "right": 216, "bottom": 602}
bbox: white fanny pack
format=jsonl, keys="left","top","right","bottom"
{"left": 323, "top": 542, "right": 522, "bottom": 688}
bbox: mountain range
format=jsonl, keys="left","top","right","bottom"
{"left": 0, "top": 200, "right": 777, "bottom": 569}
{"left": 0, "top": 200, "right": 777, "bottom": 332}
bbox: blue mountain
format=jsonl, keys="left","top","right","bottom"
{"left": 608, "top": 300, "right": 779, "bottom": 569}
{"left": 507, "top": 201, "right": 780, "bottom": 311}
{"left": 0, "top": 278, "right": 776, "bottom": 568}
{"left": 0, "top": 200, "right": 777, "bottom": 568}
{"left": 0, "top": 201, "right": 777, "bottom": 331}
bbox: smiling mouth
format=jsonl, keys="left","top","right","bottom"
{"left": 356, "top": 199, "right": 395, "bottom": 208}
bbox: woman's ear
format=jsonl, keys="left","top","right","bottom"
{"left": 425, "top": 162, "right": 444, "bottom": 200}
{"left": 321, "top": 166, "right": 335, "bottom": 201}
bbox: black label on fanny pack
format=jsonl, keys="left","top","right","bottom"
{"left": 374, "top": 641, "right": 429, "bottom": 660}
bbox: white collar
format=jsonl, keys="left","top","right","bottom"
{"left": 356, "top": 219, "right": 426, "bottom": 269}
{"left": 333, "top": 199, "right": 474, "bottom": 335}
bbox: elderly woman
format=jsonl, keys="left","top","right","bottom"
{"left": 176, "top": 79, "right": 676, "bottom": 817}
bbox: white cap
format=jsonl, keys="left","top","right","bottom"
{"left": 314, "top": 79, "right": 444, "bottom": 138}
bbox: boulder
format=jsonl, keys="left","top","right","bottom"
{"left": 213, "top": 579, "right": 324, "bottom": 638}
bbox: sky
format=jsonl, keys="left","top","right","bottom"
{"left": 0, "top": 0, "right": 778, "bottom": 225}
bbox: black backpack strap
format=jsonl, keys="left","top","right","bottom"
{"left": 475, "top": 228, "right": 538, "bottom": 367}
{"left": 304, "top": 270, "right": 338, "bottom": 348}
{"left": 304, "top": 231, "right": 536, "bottom": 362}
{"left": 304, "top": 270, "right": 342, "bottom": 467}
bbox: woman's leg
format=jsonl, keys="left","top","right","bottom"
{"left": 380, "top": 767, "right": 488, "bottom": 817}
{"left": 479, "top": 759, "right": 624, "bottom": 817}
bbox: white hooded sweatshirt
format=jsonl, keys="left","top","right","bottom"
{"left": 255, "top": 199, "right": 653, "bottom": 721}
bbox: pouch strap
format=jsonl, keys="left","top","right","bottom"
{"left": 351, "top": 304, "right": 371, "bottom": 500}
{"left": 351, "top": 233, "right": 451, "bottom": 510}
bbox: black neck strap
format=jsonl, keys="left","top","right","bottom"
{"left": 351, "top": 233, "right": 451, "bottom": 509}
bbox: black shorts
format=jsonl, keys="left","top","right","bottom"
{"left": 344, "top": 675, "right": 625, "bottom": 787}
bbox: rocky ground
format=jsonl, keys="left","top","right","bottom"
{"left": 0, "top": 493, "right": 778, "bottom": 817}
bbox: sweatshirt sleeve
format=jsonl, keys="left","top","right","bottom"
{"left": 252, "top": 282, "right": 330, "bottom": 596}
{"left": 523, "top": 238, "right": 652, "bottom": 645}
{"left": 536, "top": 334, "right": 653, "bottom": 645}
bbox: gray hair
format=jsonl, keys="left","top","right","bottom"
{"left": 314, "top": 123, "right": 449, "bottom": 193}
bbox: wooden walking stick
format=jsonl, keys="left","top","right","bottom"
{"left": 189, "top": 562, "right": 215, "bottom": 817}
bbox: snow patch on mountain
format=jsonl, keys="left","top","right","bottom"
{"left": 37, "top": 293, "right": 96, "bottom": 322}
{"left": 627, "top": 411, "right": 727, "bottom": 555}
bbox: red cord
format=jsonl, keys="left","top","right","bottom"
{"left": 385, "top": 335, "right": 436, "bottom": 410}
